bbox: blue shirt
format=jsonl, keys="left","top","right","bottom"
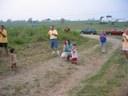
{"left": 100, "top": 33, "right": 106, "bottom": 43}
{"left": 65, "top": 43, "right": 72, "bottom": 52}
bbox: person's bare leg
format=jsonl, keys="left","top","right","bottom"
{"left": 125, "top": 51, "right": 128, "bottom": 59}
{"left": 55, "top": 48, "right": 60, "bottom": 56}
{"left": 101, "top": 45, "right": 104, "bottom": 52}
{"left": 52, "top": 48, "right": 55, "bottom": 55}
{"left": 103, "top": 45, "right": 106, "bottom": 52}
{"left": 124, "top": 51, "right": 128, "bottom": 63}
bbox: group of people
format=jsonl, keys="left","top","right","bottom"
{"left": 48, "top": 25, "right": 78, "bottom": 64}
{"left": 1, "top": 24, "right": 128, "bottom": 71}
{"left": 61, "top": 40, "right": 78, "bottom": 64}
{"left": 0, "top": 25, "right": 17, "bottom": 71}
{"left": 99, "top": 28, "right": 128, "bottom": 64}
{"left": 44, "top": 25, "right": 128, "bottom": 65}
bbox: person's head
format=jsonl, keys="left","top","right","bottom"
{"left": 50, "top": 25, "right": 55, "bottom": 30}
{"left": 0, "top": 25, "right": 5, "bottom": 30}
{"left": 102, "top": 31, "right": 106, "bottom": 34}
{"left": 73, "top": 44, "right": 76, "bottom": 48}
{"left": 65, "top": 40, "right": 70, "bottom": 45}
{"left": 124, "top": 29, "right": 128, "bottom": 35}
{"left": 10, "top": 48, "right": 15, "bottom": 53}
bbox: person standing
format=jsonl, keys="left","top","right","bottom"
{"left": 99, "top": 31, "right": 107, "bottom": 53}
{"left": 0, "top": 25, "right": 8, "bottom": 56}
{"left": 48, "top": 25, "right": 60, "bottom": 55}
{"left": 10, "top": 48, "right": 17, "bottom": 71}
{"left": 71, "top": 44, "right": 78, "bottom": 64}
{"left": 122, "top": 29, "right": 128, "bottom": 63}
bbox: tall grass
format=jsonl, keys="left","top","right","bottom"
{"left": 6, "top": 23, "right": 87, "bottom": 49}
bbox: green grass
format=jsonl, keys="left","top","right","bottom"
{"left": 0, "top": 21, "right": 127, "bottom": 96}
{"left": 70, "top": 48, "right": 128, "bottom": 96}
{"left": 0, "top": 22, "right": 99, "bottom": 75}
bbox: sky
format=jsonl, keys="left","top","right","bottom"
{"left": 0, "top": 0, "right": 128, "bottom": 21}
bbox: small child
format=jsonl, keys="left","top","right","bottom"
{"left": 10, "top": 48, "right": 17, "bottom": 71}
{"left": 71, "top": 44, "right": 78, "bottom": 64}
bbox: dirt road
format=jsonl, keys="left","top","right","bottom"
{"left": 0, "top": 35, "right": 121, "bottom": 96}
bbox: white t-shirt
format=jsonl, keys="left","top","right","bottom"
{"left": 71, "top": 49, "right": 77, "bottom": 58}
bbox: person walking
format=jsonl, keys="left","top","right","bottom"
{"left": 99, "top": 31, "right": 107, "bottom": 53}
{"left": 48, "top": 25, "right": 60, "bottom": 55}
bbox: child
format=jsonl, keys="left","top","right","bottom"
{"left": 71, "top": 44, "right": 78, "bottom": 64}
{"left": 10, "top": 48, "right": 17, "bottom": 71}
{"left": 99, "top": 31, "right": 107, "bottom": 53}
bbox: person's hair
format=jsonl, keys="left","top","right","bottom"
{"left": 67, "top": 40, "right": 70, "bottom": 45}
{"left": 73, "top": 44, "right": 76, "bottom": 46}
{"left": 51, "top": 25, "right": 54, "bottom": 28}
{"left": 10, "top": 48, "right": 15, "bottom": 53}
{"left": 0, "top": 25, "right": 5, "bottom": 29}
{"left": 65, "top": 40, "right": 70, "bottom": 45}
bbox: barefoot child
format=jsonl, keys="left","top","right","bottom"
{"left": 71, "top": 44, "right": 78, "bottom": 64}
{"left": 10, "top": 48, "right": 17, "bottom": 70}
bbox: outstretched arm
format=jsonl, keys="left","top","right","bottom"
{"left": 0, "top": 31, "right": 6, "bottom": 37}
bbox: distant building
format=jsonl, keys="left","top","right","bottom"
{"left": 117, "top": 18, "right": 128, "bottom": 22}
{"left": 101, "top": 17, "right": 116, "bottom": 22}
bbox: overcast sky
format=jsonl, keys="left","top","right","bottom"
{"left": 0, "top": 0, "right": 128, "bottom": 21}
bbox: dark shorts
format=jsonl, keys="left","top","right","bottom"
{"left": 0, "top": 43, "right": 8, "bottom": 48}
{"left": 50, "top": 39, "right": 58, "bottom": 48}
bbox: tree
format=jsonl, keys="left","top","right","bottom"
{"left": 100, "top": 16, "right": 104, "bottom": 21}
{"left": 99, "top": 16, "right": 105, "bottom": 24}
{"left": 60, "top": 18, "right": 65, "bottom": 23}
{"left": 7, "top": 19, "right": 12, "bottom": 22}
{"left": 28, "top": 18, "right": 33, "bottom": 23}
{"left": 106, "top": 15, "right": 112, "bottom": 18}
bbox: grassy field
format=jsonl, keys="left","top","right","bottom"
{"left": 69, "top": 47, "right": 128, "bottom": 96}
{"left": 0, "top": 21, "right": 127, "bottom": 96}
{"left": 1, "top": 21, "right": 125, "bottom": 48}
{"left": 0, "top": 21, "right": 100, "bottom": 75}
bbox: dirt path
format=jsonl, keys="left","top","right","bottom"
{"left": 0, "top": 35, "right": 121, "bottom": 96}
{"left": 43, "top": 35, "right": 121, "bottom": 96}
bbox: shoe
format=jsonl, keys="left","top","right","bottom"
{"left": 102, "top": 49, "right": 105, "bottom": 53}
{"left": 52, "top": 51, "right": 55, "bottom": 55}
{"left": 57, "top": 51, "right": 60, "bottom": 56}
